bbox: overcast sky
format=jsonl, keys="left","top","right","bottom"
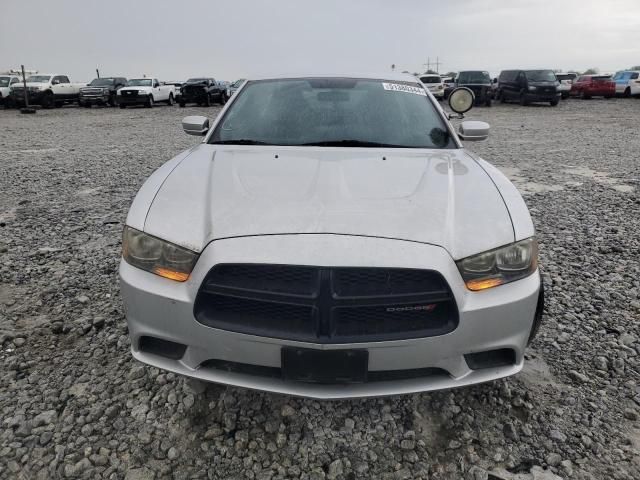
{"left": 1, "top": 0, "right": 638, "bottom": 81}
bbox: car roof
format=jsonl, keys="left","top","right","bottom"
{"left": 245, "top": 72, "right": 422, "bottom": 82}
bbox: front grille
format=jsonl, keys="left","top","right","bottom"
{"left": 121, "top": 90, "right": 138, "bottom": 97}
{"left": 194, "top": 264, "right": 458, "bottom": 343}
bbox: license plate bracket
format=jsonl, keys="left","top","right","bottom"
{"left": 282, "top": 347, "right": 368, "bottom": 384}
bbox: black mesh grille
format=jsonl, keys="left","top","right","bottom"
{"left": 332, "top": 268, "right": 448, "bottom": 297}
{"left": 206, "top": 264, "right": 319, "bottom": 296}
{"left": 194, "top": 264, "right": 458, "bottom": 343}
{"left": 333, "top": 302, "right": 455, "bottom": 340}
{"left": 195, "top": 293, "right": 317, "bottom": 340}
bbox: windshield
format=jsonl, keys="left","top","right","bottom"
{"left": 186, "top": 78, "right": 207, "bottom": 83}
{"left": 556, "top": 74, "right": 576, "bottom": 81}
{"left": 457, "top": 71, "right": 491, "bottom": 84}
{"left": 209, "top": 78, "right": 454, "bottom": 149}
{"left": 592, "top": 75, "right": 612, "bottom": 81}
{"left": 0, "top": 77, "right": 9, "bottom": 87}
{"left": 127, "top": 79, "right": 152, "bottom": 87}
{"left": 525, "top": 70, "right": 557, "bottom": 82}
{"left": 26, "top": 75, "right": 51, "bottom": 83}
{"left": 420, "top": 76, "right": 441, "bottom": 84}
{"left": 231, "top": 79, "right": 245, "bottom": 88}
{"left": 89, "top": 78, "right": 115, "bottom": 86}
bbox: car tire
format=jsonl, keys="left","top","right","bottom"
{"left": 485, "top": 96, "right": 492, "bottom": 107}
{"left": 219, "top": 94, "right": 226, "bottom": 105}
{"left": 581, "top": 91, "right": 591, "bottom": 100}
{"left": 519, "top": 93, "right": 528, "bottom": 106}
{"left": 41, "top": 92, "right": 54, "bottom": 109}
{"left": 84, "top": 103, "right": 91, "bottom": 108}
{"left": 167, "top": 93, "right": 174, "bottom": 106}
{"left": 146, "top": 95, "right": 154, "bottom": 108}
{"left": 108, "top": 95, "right": 116, "bottom": 107}
{"left": 561, "top": 92, "right": 569, "bottom": 99}
{"left": 3, "top": 97, "right": 14, "bottom": 109}
{"left": 624, "top": 87, "right": 631, "bottom": 98}
{"left": 119, "top": 103, "right": 126, "bottom": 109}
{"left": 498, "top": 91, "right": 506, "bottom": 103}
{"left": 550, "top": 99, "right": 559, "bottom": 106}
{"left": 204, "top": 95, "right": 211, "bottom": 107}
{"left": 179, "top": 101, "right": 185, "bottom": 107}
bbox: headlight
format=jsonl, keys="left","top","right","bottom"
{"left": 456, "top": 238, "right": 538, "bottom": 291}
{"left": 122, "top": 227, "right": 198, "bottom": 282}
{"left": 528, "top": 86, "right": 537, "bottom": 91}
{"left": 226, "top": 88, "right": 230, "bottom": 96}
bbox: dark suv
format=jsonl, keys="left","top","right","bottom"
{"left": 456, "top": 71, "right": 493, "bottom": 106}
{"left": 79, "top": 77, "right": 127, "bottom": 107}
{"left": 497, "top": 70, "right": 561, "bottom": 106}
{"left": 179, "top": 78, "right": 225, "bottom": 107}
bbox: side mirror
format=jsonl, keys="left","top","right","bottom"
{"left": 182, "top": 116, "right": 209, "bottom": 136}
{"left": 458, "top": 121, "right": 490, "bottom": 141}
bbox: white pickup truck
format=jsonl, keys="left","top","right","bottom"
{"left": 117, "top": 78, "right": 175, "bottom": 108}
{"left": 9, "top": 74, "right": 85, "bottom": 108}
{"left": 0, "top": 74, "right": 21, "bottom": 107}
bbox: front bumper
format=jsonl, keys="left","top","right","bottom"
{"left": 524, "top": 92, "right": 560, "bottom": 102}
{"left": 120, "top": 235, "right": 540, "bottom": 398}
{"left": 429, "top": 89, "right": 444, "bottom": 98}
{"left": 79, "top": 93, "right": 110, "bottom": 104}
{"left": 10, "top": 90, "right": 45, "bottom": 105}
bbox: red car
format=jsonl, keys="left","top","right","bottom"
{"left": 570, "top": 75, "right": 615, "bottom": 99}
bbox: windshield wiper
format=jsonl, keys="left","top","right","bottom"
{"left": 299, "top": 140, "right": 412, "bottom": 148}
{"left": 210, "top": 139, "right": 275, "bottom": 145}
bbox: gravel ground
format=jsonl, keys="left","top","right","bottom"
{"left": 0, "top": 98, "right": 639, "bottom": 480}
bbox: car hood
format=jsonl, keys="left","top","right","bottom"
{"left": 13, "top": 82, "right": 49, "bottom": 89}
{"left": 120, "top": 86, "right": 151, "bottom": 92}
{"left": 143, "top": 145, "right": 515, "bottom": 259}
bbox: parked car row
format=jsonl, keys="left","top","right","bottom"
{"left": 424, "top": 68, "right": 640, "bottom": 108}
{"left": 1, "top": 73, "right": 244, "bottom": 109}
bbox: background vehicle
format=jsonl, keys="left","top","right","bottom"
{"left": 497, "top": 69, "right": 560, "bottom": 106}
{"left": 0, "top": 74, "right": 21, "bottom": 107}
{"left": 456, "top": 70, "right": 493, "bottom": 106}
{"left": 179, "top": 78, "right": 225, "bottom": 107}
{"left": 419, "top": 74, "right": 445, "bottom": 99}
{"left": 226, "top": 78, "right": 245, "bottom": 98}
{"left": 79, "top": 77, "right": 127, "bottom": 107}
{"left": 117, "top": 78, "right": 175, "bottom": 108}
{"left": 612, "top": 70, "right": 640, "bottom": 97}
{"left": 9, "top": 74, "right": 85, "bottom": 108}
{"left": 570, "top": 75, "right": 615, "bottom": 99}
{"left": 555, "top": 72, "right": 577, "bottom": 99}
{"left": 442, "top": 76, "right": 455, "bottom": 98}
{"left": 166, "top": 81, "right": 184, "bottom": 103}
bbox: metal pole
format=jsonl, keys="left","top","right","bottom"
{"left": 96, "top": 68, "right": 100, "bottom": 78}
{"left": 21, "top": 65, "right": 30, "bottom": 108}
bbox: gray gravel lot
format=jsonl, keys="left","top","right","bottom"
{"left": 0, "top": 99, "right": 639, "bottom": 480}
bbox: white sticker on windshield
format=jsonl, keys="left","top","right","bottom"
{"left": 382, "top": 82, "right": 427, "bottom": 96}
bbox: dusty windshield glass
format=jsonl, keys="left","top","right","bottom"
{"left": 209, "top": 78, "right": 454, "bottom": 149}
{"left": 26, "top": 76, "right": 51, "bottom": 83}
{"left": 127, "top": 79, "right": 152, "bottom": 87}
{"left": 525, "top": 70, "right": 557, "bottom": 82}
{"left": 457, "top": 71, "right": 491, "bottom": 84}
{"left": 89, "top": 78, "right": 115, "bottom": 86}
